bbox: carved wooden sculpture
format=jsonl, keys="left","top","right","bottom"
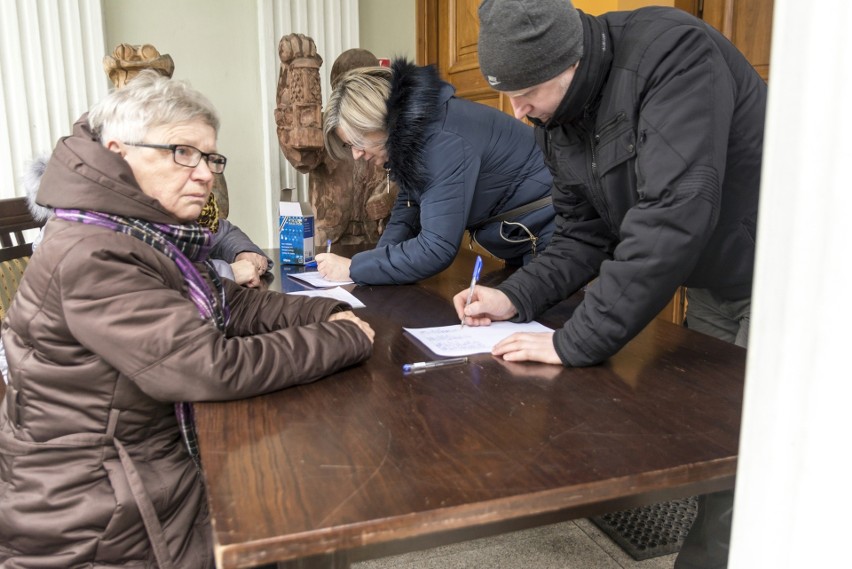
{"left": 102, "top": 43, "right": 230, "bottom": 218}
{"left": 103, "top": 43, "right": 174, "bottom": 89}
{"left": 275, "top": 34, "right": 396, "bottom": 245}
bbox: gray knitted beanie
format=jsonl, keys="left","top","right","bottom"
{"left": 478, "top": 0, "right": 584, "bottom": 92}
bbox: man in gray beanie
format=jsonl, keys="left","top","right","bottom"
{"left": 455, "top": 2, "right": 769, "bottom": 568}
{"left": 478, "top": 0, "right": 583, "bottom": 92}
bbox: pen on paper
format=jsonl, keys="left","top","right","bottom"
{"left": 402, "top": 356, "right": 469, "bottom": 374}
{"left": 460, "top": 255, "right": 483, "bottom": 329}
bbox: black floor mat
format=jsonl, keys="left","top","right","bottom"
{"left": 591, "top": 497, "right": 699, "bottom": 560}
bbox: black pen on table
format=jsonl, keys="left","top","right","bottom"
{"left": 460, "top": 254, "right": 483, "bottom": 329}
{"left": 402, "top": 357, "right": 469, "bottom": 374}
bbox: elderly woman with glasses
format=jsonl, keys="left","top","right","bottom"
{"left": 0, "top": 70, "right": 374, "bottom": 568}
{"left": 315, "top": 59, "right": 556, "bottom": 285}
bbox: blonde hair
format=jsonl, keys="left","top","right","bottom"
{"left": 88, "top": 69, "right": 219, "bottom": 144}
{"left": 323, "top": 66, "right": 391, "bottom": 161}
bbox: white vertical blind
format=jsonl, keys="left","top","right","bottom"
{"left": 730, "top": 0, "right": 852, "bottom": 567}
{"left": 257, "top": 0, "right": 360, "bottom": 204}
{"left": 0, "top": 0, "right": 107, "bottom": 198}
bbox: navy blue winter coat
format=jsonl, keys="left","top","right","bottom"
{"left": 348, "top": 60, "right": 555, "bottom": 285}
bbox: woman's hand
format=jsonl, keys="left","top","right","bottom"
{"left": 452, "top": 285, "right": 518, "bottom": 326}
{"left": 235, "top": 251, "right": 269, "bottom": 273}
{"left": 315, "top": 253, "right": 352, "bottom": 281}
{"left": 328, "top": 310, "right": 375, "bottom": 343}
{"left": 230, "top": 259, "right": 262, "bottom": 288}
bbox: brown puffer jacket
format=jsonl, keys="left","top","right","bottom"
{"left": 0, "top": 117, "right": 372, "bottom": 568}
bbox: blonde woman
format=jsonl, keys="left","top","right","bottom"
{"left": 316, "top": 59, "right": 555, "bottom": 285}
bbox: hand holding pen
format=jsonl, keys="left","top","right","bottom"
{"left": 460, "top": 255, "right": 483, "bottom": 328}
{"left": 305, "top": 239, "right": 332, "bottom": 268}
{"left": 313, "top": 239, "right": 353, "bottom": 281}
{"left": 453, "top": 266, "right": 519, "bottom": 326}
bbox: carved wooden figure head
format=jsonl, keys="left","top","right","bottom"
{"left": 103, "top": 43, "right": 175, "bottom": 89}
{"left": 330, "top": 48, "right": 381, "bottom": 89}
{"left": 275, "top": 34, "right": 324, "bottom": 173}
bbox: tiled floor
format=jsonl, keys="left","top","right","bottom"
{"left": 352, "top": 518, "right": 676, "bottom": 569}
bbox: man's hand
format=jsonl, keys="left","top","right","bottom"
{"left": 328, "top": 310, "right": 375, "bottom": 343}
{"left": 491, "top": 332, "right": 562, "bottom": 364}
{"left": 316, "top": 253, "right": 352, "bottom": 282}
{"left": 452, "top": 285, "right": 518, "bottom": 326}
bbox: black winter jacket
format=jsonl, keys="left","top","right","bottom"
{"left": 349, "top": 60, "right": 555, "bottom": 285}
{"left": 498, "top": 8, "right": 766, "bottom": 366}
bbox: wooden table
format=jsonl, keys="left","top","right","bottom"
{"left": 195, "top": 248, "right": 745, "bottom": 568}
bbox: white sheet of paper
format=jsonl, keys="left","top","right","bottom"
{"left": 287, "top": 271, "right": 354, "bottom": 288}
{"left": 404, "top": 321, "right": 552, "bottom": 357}
{"left": 287, "top": 286, "right": 365, "bottom": 309}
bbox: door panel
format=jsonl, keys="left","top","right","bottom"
{"left": 679, "top": 0, "right": 773, "bottom": 81}
{"left": 425, "top": 0, "right": 514, "bottom": 113}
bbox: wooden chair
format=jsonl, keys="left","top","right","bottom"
{"left": 0, "top": 197, "right": 44, "bottom": 398}
{"left": 0, "top": 197, "right": 45, "bottom": 320}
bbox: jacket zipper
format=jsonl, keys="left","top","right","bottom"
{"left": 583, "top": 112, "right": 614, "bottom": 228}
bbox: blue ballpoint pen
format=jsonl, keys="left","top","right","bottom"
{"left": 460, "top": 255, "right": 483, "bottom": 328}
{"left": 402, "top": 356, "right": 469, "bottom": 374}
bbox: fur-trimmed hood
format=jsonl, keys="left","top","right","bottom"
{"left": 22, "top": 154, "right": 52, "bottom": 222}
{"left": 384, "top": 59, "right": 447, "bottom": 196}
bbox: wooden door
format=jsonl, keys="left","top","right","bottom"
{"left": 417, "top": 0, "right": 514, "bottom": 114}
{"left": 675, "top": 0, "right": 773, "bottom": 81}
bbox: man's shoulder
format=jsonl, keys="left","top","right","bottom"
{"left": 604, "top": 6, "right": 705, "bottom": 43}
{"left": 605, "top": 6, "right": 717, "bottom": 70}
{"left": 607, "top": 6, "right": 699, "bottom": 28}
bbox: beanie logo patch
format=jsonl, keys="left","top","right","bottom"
{"left": 486, "top": 75, "right": 501, "bottom": 86}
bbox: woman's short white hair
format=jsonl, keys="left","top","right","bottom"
{"left": 88, "top": 69, "right": 220, "bottom": 144}
{"left": 323, "top": 66, "right": 391, "bottom": 161}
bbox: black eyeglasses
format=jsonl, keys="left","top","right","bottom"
{"left": 125, "top": 143, "right": 228, "bottom": 174}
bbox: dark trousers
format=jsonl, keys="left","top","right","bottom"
{"left": 675, "top": 288, "right": 750, "bottom": 569}
{"left": 674, "top": 489, "right": 735, "bottom": 569}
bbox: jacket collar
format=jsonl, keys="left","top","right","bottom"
{"left": 535, "top": 12, "right": 613, "bottom": 129}
{"left": 384, "top": 59, "right": 446, "bottom": 195}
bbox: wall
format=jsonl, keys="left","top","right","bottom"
{"left": 103, "top": 0, "right": 269, "bottom": 246}
{"left": 359, "top": 0, "right": 416, "bottom": 61}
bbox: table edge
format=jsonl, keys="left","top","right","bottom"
{"left": 213, "top": 458, "right": 737, "bottom": 568}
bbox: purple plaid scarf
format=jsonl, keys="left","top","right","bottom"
{"left": 54, "top": 208, "right": 230, "bottom": 467}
